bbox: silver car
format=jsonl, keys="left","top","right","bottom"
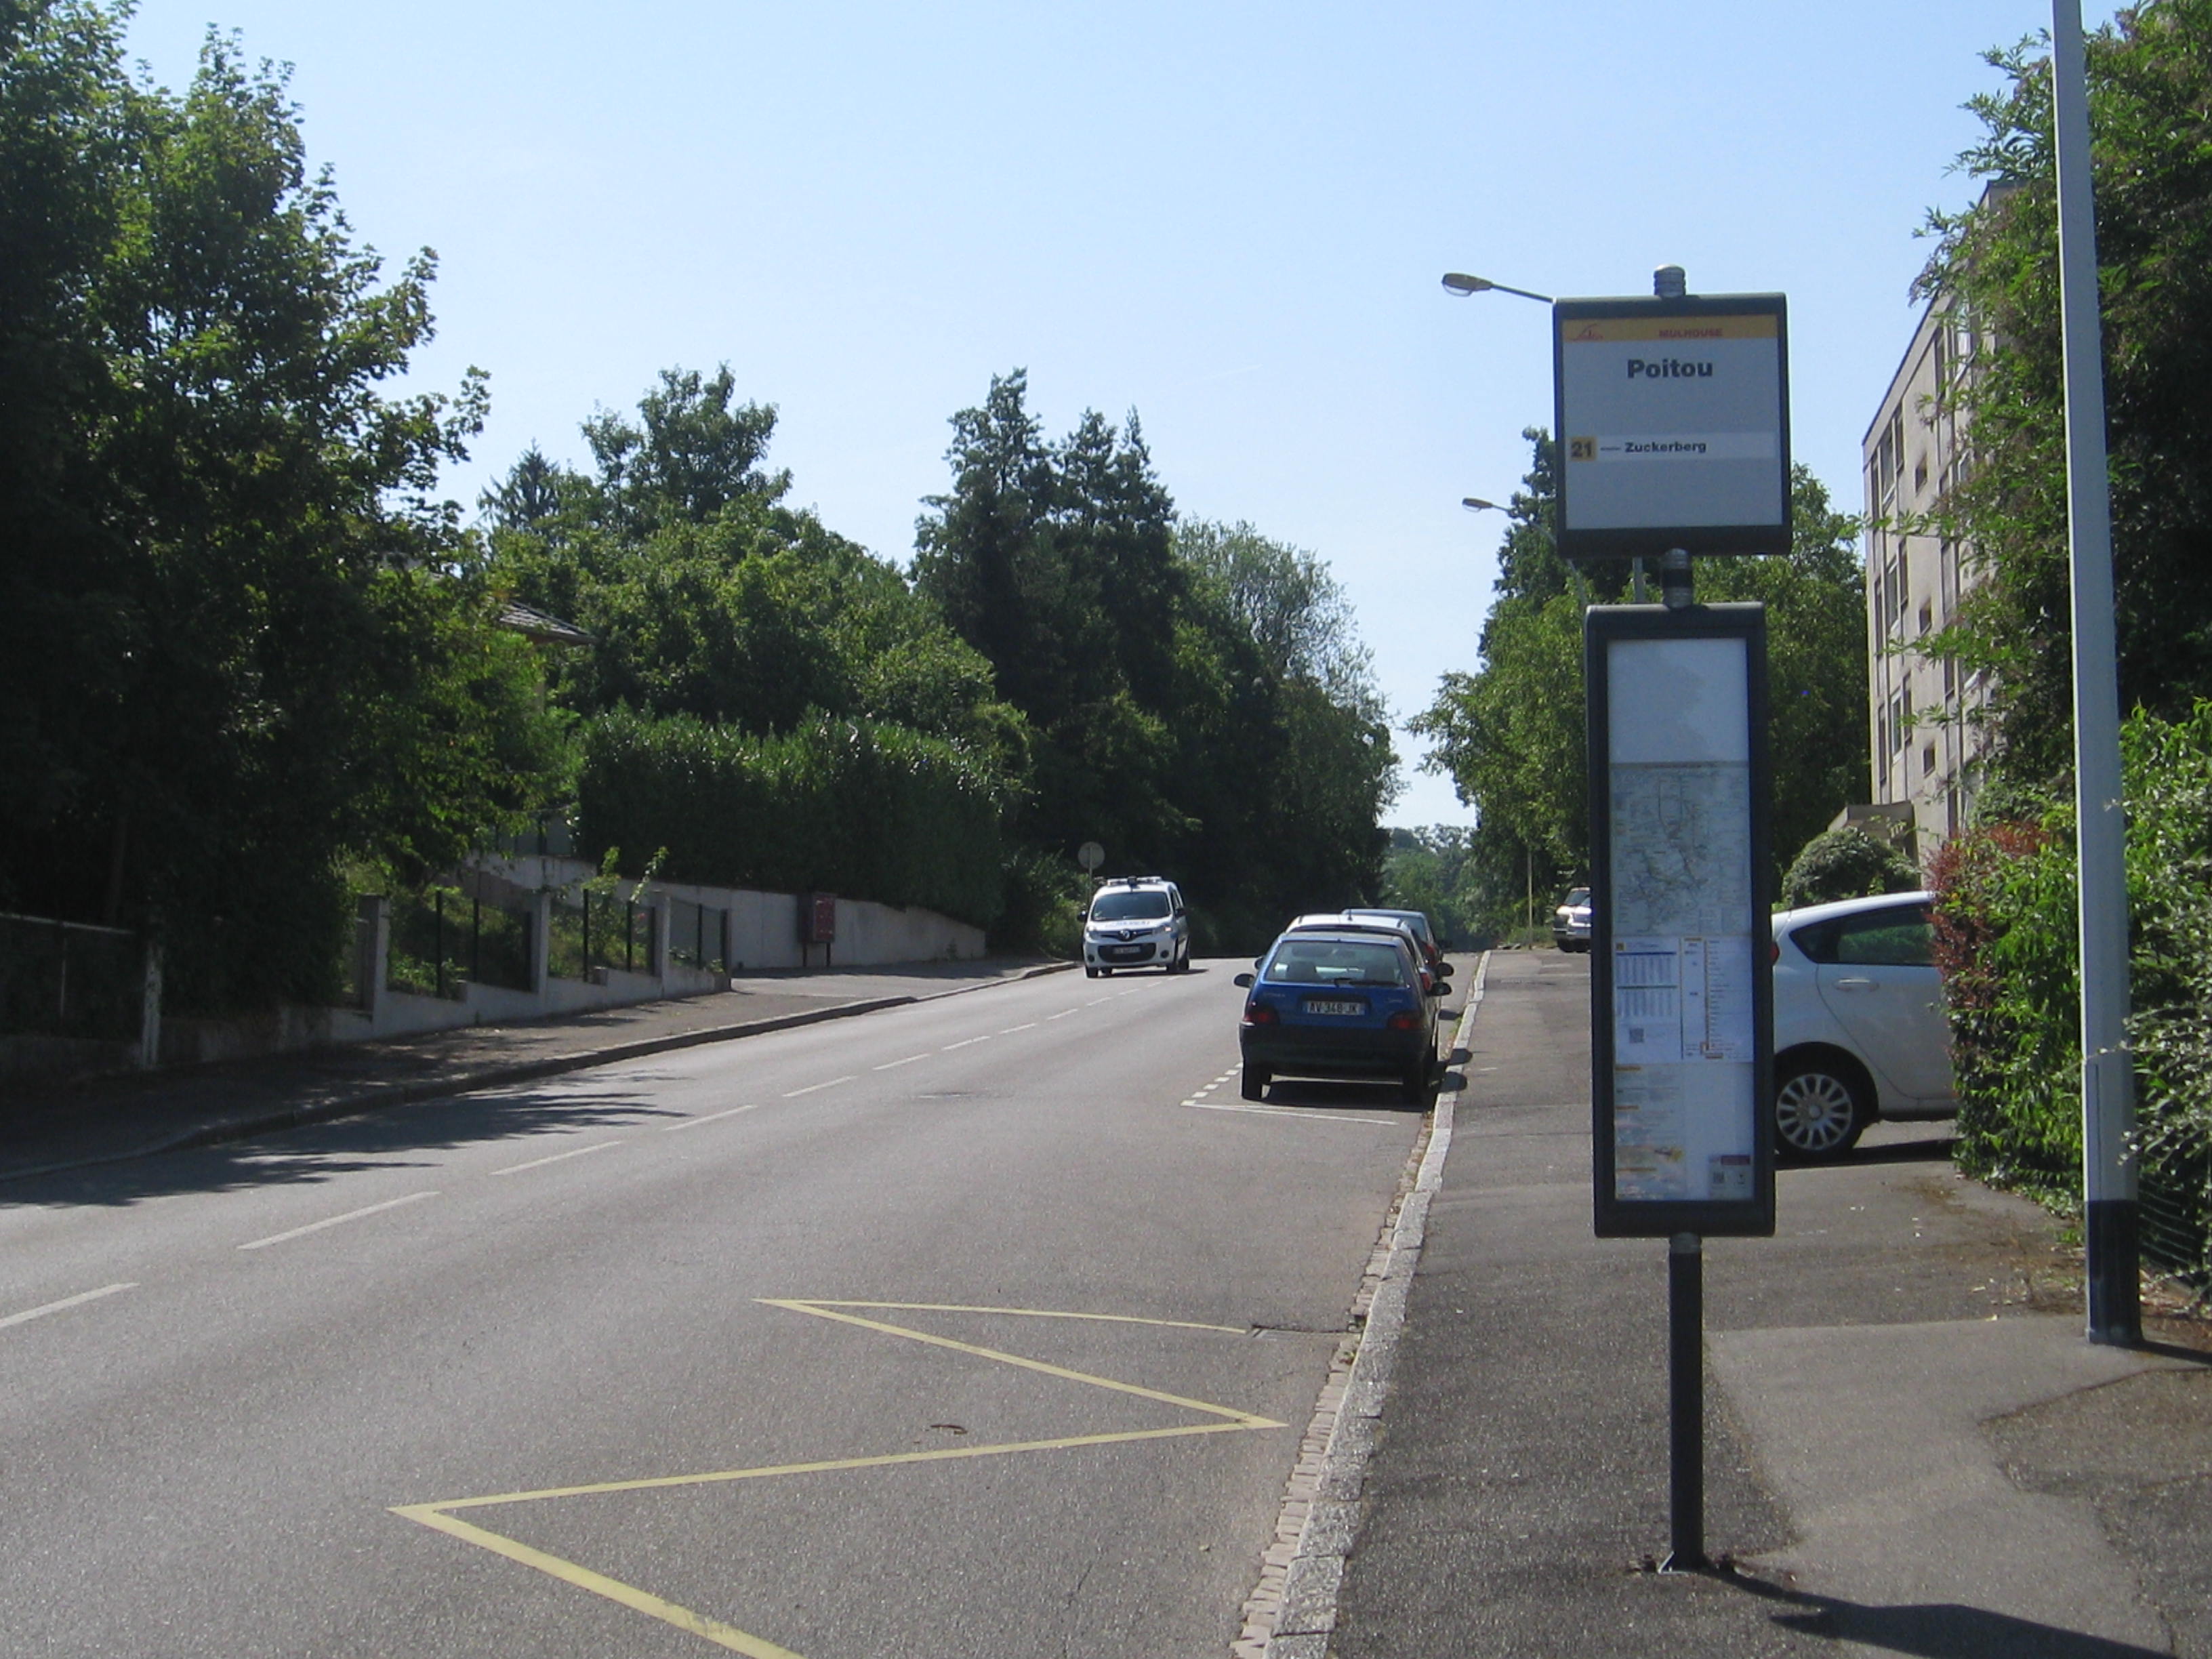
{"left": 1769, "top": 890, "right": 1955, "bottom": 1158}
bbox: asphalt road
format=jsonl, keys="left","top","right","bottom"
{"left": 1, "top": 962, "right": 1434, "bottom": 1658}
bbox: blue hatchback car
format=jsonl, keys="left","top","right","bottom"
{"left": 1235, "top": 929, "right": 1439, "bottom": 1105}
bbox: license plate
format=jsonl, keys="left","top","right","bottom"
{"left": 1303, "top": 998, "right": 1365, "bottom": 1017}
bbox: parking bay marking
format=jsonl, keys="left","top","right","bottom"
{"left": 1182, "top": 1068, "right": 1399, "bottom": 1127}
{"left": 393, "top": 1299, "right": 1285, "bottom": 1656}
{"left": 0, "top": 1281, "right": 136, "bottom": 1332}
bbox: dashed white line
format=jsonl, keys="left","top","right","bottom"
{"left": 237, "top": 1191, "right": 439, "bottom": 1251}
{"left": 998, "top": 1023, "right": 1039, "bottom": 1035}
{"left": 873, "top": 1053, "right": 933, "bottom": 1071}
{"left": 1047, "top": 1009, "right": 1079, "bottom": 1021}
{"left": 0, "top": 1282, "right": 136, "bottom": 1332}
{"left": 783, "top": 1075, "right": 856, "bottom": 1097}
{"left": 660, "top": 1103, "right": 762, "bottom": 1132}
{"left": 941, "top": 1036, "right": 991, "bottom": 1050}
{"left": 490, "top": 1140, "right": 626, "bottom": 1175}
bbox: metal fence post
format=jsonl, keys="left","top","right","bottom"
{"left": 529, "top": 889, "right": 552, "bottom": 993}
{"left": 137, "top": 937, "right": 163, "bottom": 1069}
{"left": 357, "top": 894, "right": 386, "bottom": 1019}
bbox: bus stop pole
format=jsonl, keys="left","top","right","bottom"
{"left": 1666, "top": 1231, "right": 1706, "bottom": 1570}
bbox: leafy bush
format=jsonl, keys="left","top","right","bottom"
{"left": 1780, "top": 827, "right": 1921, "bottom": 909}
{"left": 1929, "top": 704, "right": 2212, "bottom": 1282}
{"left": 578, "top": 708, "right": 1008, "bottom": 928}
{"left": 992, "top": 848, "right": 1087, "bottom": 956}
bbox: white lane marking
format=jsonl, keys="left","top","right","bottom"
{"left": 1085, "top": 997, "right": 1113, "bottom": 1007}
{"left": 1047, "top": 1009, "right": 1078, "bottom": 1021}
{"left": 660, "top": 1103, "right": 762, "bottom": 1133}
{"left": 874, "top": 1053, "right": 933, "bottom": 1071}
{"left": 0, "top": 1282, "right": 136, "bottom": 1332}
{"left": 490, "top": 1140, "right": 626, "bottom": 1176}
{"left": 941, "top": 1036, "right": 991, "bottom": 1050}
{"left": 237, "top": 1191, "right": 439, "bottom": 1251}
{"left": 1186, "top": 1102, "right": 1399, "bottom": 1127}
{"left": 998, "top": 1023, "right": 1038, "bottom": 1035}
{"left": 783, "top": 1075, "right": 856, "bottom": 1097}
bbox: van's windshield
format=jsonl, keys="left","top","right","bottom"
{"left": 1090, "top": 890, "right": 1171, "bottom": 922}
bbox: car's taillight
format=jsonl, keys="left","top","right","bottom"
{"left": 1771, "top": 941, "right": 1781, "bottom": 964}
{"left": 1244, "top": 1002, "right": 1279, "bottom": 1026}
{"left": 1385, "top": 1010, "right": 1420, "bottom": 1031}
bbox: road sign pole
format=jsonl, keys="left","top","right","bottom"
{"left": 2051, "top": 0, "right": 2139, "bottom": 1347}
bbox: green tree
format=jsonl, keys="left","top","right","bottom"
{"left": 1918, "top": 3, "right": 2212, "bottom": 790}
{"left": 914, "top": 371, "right": 1395, "bottom": 945}
{"left": 0, "top": 5, "right": 565, "bottom": 1009}
{"left": 1414, "top": 432, "right": 1866, "bottom": 899}
{"left": 485, "top": 374, "right": 1025, "bottom": 766}
{"left": 914, "top": 371, "right": 1187, "bottom": 861}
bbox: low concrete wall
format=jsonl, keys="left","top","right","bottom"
{"left": 113, "top": 860, "right": 986, "bottom": 1074}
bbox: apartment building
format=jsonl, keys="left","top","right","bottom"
{"left": 1862, "top": 292, "right": 1992, "bottom": 868}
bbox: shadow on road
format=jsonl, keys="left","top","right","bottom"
{"left": 1719, "top": 1568, "right": 2172, "bottom": 1658}
{"left": 1256, "top": 1078, "right": 1431, "bottom": 1113}
{"left": 1830, "top": 1133, "right": 1959, "bottom": 1166}
{"left": 0, "top": 1078, "right": 684, "bottom": 1212}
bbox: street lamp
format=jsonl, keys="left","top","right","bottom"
{"left": 1440, "top": 272, "right": 1553, "bottom": 304}
{"left": 1462, "top": 496, "right": 1503, "bottom": 514}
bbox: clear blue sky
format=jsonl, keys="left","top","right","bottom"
{"left": 126, "top": 1, "right": 2116, "bottom": 830}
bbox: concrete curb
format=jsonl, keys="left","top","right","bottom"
{"left": 3, "top": 960, "right": 1078, "bottom": 1183}
{"left": 1236, "top": 954, "right": 1490, "bottom": 1659}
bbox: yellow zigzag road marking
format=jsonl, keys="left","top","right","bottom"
{"left": 392, "top": 1300, "right": 1283, "bottom": 1656}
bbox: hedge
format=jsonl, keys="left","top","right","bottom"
{"left": 1929, "top": 703, "right": 2212, "bottom": 1285}
{"left": 577, "top": 708, "right": 1008, "bottom": 928}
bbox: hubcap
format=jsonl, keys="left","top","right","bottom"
{"left": 1775, "top": 1070, "right": 1858, "bottom": 1153}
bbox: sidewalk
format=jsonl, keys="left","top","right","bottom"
{"left": 1322, "top": 949, "right": 2211, "bottom": 1659}
{"left": 0, "top": 958, "right": 1072, "bottom": 1185}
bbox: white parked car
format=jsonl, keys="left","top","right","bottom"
{"left": 1769, "top": 890, "right": 1955, "bottom": 1159}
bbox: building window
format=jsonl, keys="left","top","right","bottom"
{"left": 1922, "top": 741, "right": 1937, "bottom": 779}
{"left": 1919, "top": 600, "right": 1933, "bottom": 637}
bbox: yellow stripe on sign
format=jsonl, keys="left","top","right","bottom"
{"left": 1559, "top": 313, "right": 1778, "bottom": 344}
{"left": 393, "top": 1504, "right": 804, "bottom": 1659}
{"left": 758, "top": 1299, "right": 1283, "bottom": 1426}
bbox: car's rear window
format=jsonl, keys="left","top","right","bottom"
{"left": 1265, "top": 939, "right": 1409, "bottom": 987}
{"left": 1090, "top": 890, "right": 1170, "bottom": 921}
{"left": 1789, "top": 904, "right": 1933, "bottom": 967}
{"left": 1349, "top": 909, "right": 1433, "bottom": 943}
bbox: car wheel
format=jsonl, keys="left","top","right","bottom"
{"left": 1774, "top": 1054, "right": 1869, "bottom": 1160}
{"left": 1084, "top": 965, "right": 1100, "bottom": 979}
{"left": 1399, "top": 1063, "right": 1432, "bottom": 1106}
{"left": 1242, "top": 1065, "right": 1270, "bottom": 1101}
